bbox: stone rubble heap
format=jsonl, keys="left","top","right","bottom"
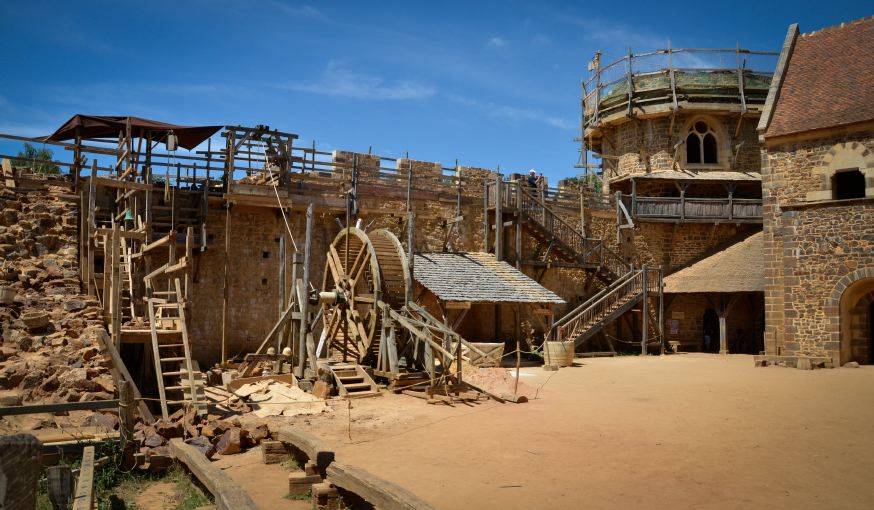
{"left": 0, "top": 178, "right": 114, "bottom": 407}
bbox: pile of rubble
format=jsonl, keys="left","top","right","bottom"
{"left": 0, "top": 177, "right": 115, "bottom": 407}
{"left": 134, "top": 408, "right": 272, "bottom": 460}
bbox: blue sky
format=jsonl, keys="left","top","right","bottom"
{"left": 0, "top": 0, "right": 870, "bottom": 181}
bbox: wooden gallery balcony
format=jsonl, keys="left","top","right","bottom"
{"left": 620, "top": 194, "right": 762, "bottom": 223}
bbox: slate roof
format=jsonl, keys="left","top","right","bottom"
{"left": 413, "top": 252, "right": 565, "bottom": 304}
{"left": 764, "top": 17, "right": 874, "bottom": 139}
{"left": 663, "top": 232, "right": 764, "bottom": 294}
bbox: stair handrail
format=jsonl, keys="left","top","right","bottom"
{"left": 550, "top": 268, "right": 638, "bottom": 337}
{"left": 556, "top": 269, "right": 646, "bottom": 342}
{"left": 516, "top": 183, "right": 631, "bottom": 276}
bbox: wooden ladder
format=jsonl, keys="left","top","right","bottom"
{"left": 325, "top": 362, "right": 380, "bottom": 398}
{"left": 147, "top": 277, "right": 201, "bottom": 418}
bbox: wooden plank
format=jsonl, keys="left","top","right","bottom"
{"left": 269, "top": 426, "right": 335, "bottom": 470}
{"left": 0, "top": 400, "right": 119, "bottom": 417}
{"left": 169, "top": 438, "right": 259, "bottom": 510}
{"left": 326, "top": 461, "right": 437, "bottom": 510}
{"left": 444, "top": 301, "right": 471, "bottom": 310}
{"left": 90, "top": 176, "right": 151, "bottom": 191}
{"left": 95, "top": 323, "right": 156, "bottom": 423}
{"left": 71, "top": 446, "right": 94, "bottom": 510}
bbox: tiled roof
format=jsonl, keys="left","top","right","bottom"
{"left": 663, "top": 232, "right": 763, "bottom": 293}
{"left": 413, "top": 252, "right": 565, "bottom": 304}
{"left": 765, "top": 17, "right": 874, "bottom": 138}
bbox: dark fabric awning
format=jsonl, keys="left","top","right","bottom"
{"left": 45, "top": 115, "right": 223, "bottom": 150}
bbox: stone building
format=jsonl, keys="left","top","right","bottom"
{"left": 580, "top": 45, "right": 776, "bottom": 351}
{"left": 757, "top": 17, "right": 874, "bottom": 365}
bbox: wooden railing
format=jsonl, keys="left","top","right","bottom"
{"left": 622, "top": 194, "right": 762, "bottom": 221}
{"left": 487, "top": 180, "right": 629, "bottom": 275}
{"left": 552, "top": 267, "right": 660, "bottom": 343}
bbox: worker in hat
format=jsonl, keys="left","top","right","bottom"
{"left": 527, "top": 169, "right": 538, "bottom": 189}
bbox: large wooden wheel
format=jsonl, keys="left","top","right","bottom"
{"left": 321, "top": 228, "right": 409, "bottom": 364}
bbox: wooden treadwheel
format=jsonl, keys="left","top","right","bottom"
{"left": 321, "top": 228, "right": 410, "bottom": 364}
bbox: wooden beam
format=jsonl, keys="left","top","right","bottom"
{"left": 326, "top": 462, "right": 437, "bottom": 510}
{"left": 269, "top": 426, "right": 335, "bottom": 470}
{"left": 71, "top": 446, "right": 94, "bottom": 510}
{"left": 169, "top": 439, "right": 259, "bottom": 510}
{"left": 0, "top": 400, "right": 119, "bottom": 417}
{"left": 94, "top": 326, "right": 155, "bottom": 423}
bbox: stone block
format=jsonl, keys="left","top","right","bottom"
{"left": 288, "top": 472, "right": 322, "bottom": 496}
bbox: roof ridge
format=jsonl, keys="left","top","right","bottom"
{"left": 800, "top": 15, "right": 874, "bottom": 38}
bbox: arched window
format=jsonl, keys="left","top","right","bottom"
{"left": 686, "top": 121, "right": 719, "bottom": 165}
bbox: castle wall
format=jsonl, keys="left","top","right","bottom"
{"left": 600, "top": 115, "right": 761, "bottom": 184}
{"left": 762, "top": 130, "right": 874, "bottom": 362}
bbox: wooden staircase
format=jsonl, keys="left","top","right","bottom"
{"left": 551, "top": 268, "right": 661, "bottom": 348}
{"left": 147, "top": 277, "right": 202, "bottom": 417}
{"left": 322, "top": 361, "right": 380, "bottom": 398}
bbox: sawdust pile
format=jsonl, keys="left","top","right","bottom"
{"left": 232, "top": 380, "right": 331, "bottom": 417}
{"left": 463, "top": 368, "right": 535, "bottom": 399}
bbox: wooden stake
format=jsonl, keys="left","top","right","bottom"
{"left": 221, "top": 201, "right": 232, "bottom": 365}
{"left": 297, "top": 204, "right": 313, "bottom": 377}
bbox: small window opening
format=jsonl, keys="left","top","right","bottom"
{"left": 832, "top": 169, "right": 865, "bottom": 200}
{"left": 261, "top": 278, "right": 268, "bottom": 285}
{"left": 686, "top": 133, "right": 701, "bottom": 164}
{"left": 702, "top": 133, "right": 718, "bottom": 164}
{"left": 262, "top": 250, "right": 270, "bottom": 259}
{"left": 686, "top": 121, "right": 719, "bottom": 165}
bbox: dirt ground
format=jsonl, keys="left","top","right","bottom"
{"left": 212, "top": 447, "right": 310, "bottom": 510}
{"left": 272, "top": 354, "right": 874, "bottom": 509}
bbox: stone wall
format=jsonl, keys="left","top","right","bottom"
{"left": 599, "top": 114, "right": 761, "bottom": 185}
{"left": 761, "top": 130, "right": 874, "bottom": 362}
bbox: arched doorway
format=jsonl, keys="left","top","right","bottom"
{"left": 839, "top": 277, "right": 874, "bottom": 365}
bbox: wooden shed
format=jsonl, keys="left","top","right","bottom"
{"left": 412, "top": 252, "right": 565, "bottom": 345}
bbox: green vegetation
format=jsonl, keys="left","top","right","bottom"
{"left": 15, "top": 142, "right": 60, "bottom": 174}
{"left": 285, "top": 488, "right": 312, "bottom": 500}
{"left": 36, "top": 441, "right": 212, "bottom": 510}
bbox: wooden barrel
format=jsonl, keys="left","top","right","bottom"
{"left": 542, "top": 341, "right": 574, "bottom": 367}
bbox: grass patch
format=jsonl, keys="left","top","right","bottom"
{"left": 280, "top": 454, "right": 305, "bottom": 470}
{"left": 35, "top": 441, "right": 212, "bottom": 510}
{"left": 284, "top": 489, "right": 311, "bottom": 500}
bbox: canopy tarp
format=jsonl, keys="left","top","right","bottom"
{"left": 45, "top": 115, "right": 223, "bottom": 150}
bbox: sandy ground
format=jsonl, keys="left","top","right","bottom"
{"left": 211, "top": 446, "right": 311, "bottom": 509}
{"left": 270, "top": 354, "right": 874, "bottom": 509}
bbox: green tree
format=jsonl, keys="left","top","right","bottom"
{"left": 15, "top": 142, "right": 60, "bottom": 174}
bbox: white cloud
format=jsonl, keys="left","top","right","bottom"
{"left": 487, "top": 36, "right": 508, "bottom": 48}
{"left": 446, "top": 93, "right": 576, "bottom": 131}
{"left": 261, "top": 1, "right": 327, "bottom": 20}
{"left": 283, "top": 61, "right": 436, "bottom": 101}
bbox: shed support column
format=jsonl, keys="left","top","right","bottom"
{"left": 494, "top": 176, "right": 503, "bottom": 261}
{"left": 719, "top": 314, "right": 728, "bottom": 355}
{"left": 641, "top": 266, "right": 648, "bottom": 356}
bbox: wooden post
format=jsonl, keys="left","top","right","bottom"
{"left": 631, "top": 177, "right": 637, "bottom": 217}
{"left": 483, "top": 181, "right": 489, "bottom": 253}
{"left": 47, "top": 465, "right": 73, "bottom": 510}
{"left": 514, "top": 305, "right": 521, "bottom": 395}
{"left": 297, "top": 204, "right": 313, "bottom": 377}
{"left": 719, "top": 312, "right": 728, "bottom": 355}
{"left": 71, "top": 446, "right": 95, "bottom": 510}
{"left": 494, "top": 176, "right": 503, "bottom": 261}
{"left": 221, "top": 201, "right": 232, "bottom": 365}
{"left": 119, "top": 379, "right": 134, "bottom": 445}
{"left": 514, "top": 210, "right": 522, "bottom": 270}
{"left": 406, "top": 211, "right": 414, "bottom": 306}
{"left": 277, "top": 234, "right": 286, "bottom": 352}
{"left": 658, "top": 267, "right": 665, "bottom": 355}
{"left": 288, "top": 252, "right": 301, "bottom": 352}
{"left": 641, "top": 267, "right": 648, "bottom": 355}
